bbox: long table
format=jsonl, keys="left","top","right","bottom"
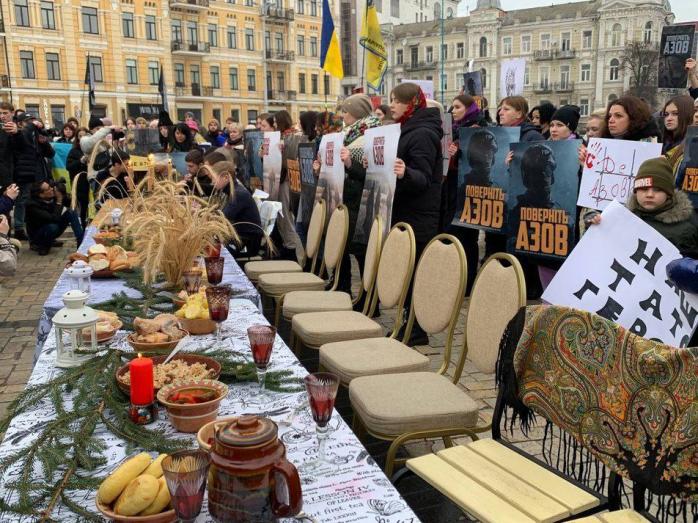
{"left": 1, "top": 299, "right": 419, "bottom": 522}
{"left": 36, "top": 226, "right": 262, "bottom": 360}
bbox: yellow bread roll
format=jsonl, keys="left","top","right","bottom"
{"left": 139, "top": 476, "right": 171, "bottom": 516}
{"left": 114, "top": 475, "right": 159, "bottom": 516}
{"left": 142, "top": 454, "right": 167, "bottom": 478}
{"left": 98, "top": 452, "right": 152, "bottom": 504}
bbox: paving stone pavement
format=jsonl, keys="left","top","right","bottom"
{"left": 0, "top": 233, "right": 76, "bottom": 419}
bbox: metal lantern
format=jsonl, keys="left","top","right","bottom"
{"left": 53, "top": 290, "right": 98, "bottom": 368}
{"left": 64, "top": 260, "right": 94, "bottom": 295}
{"left": 111, "top": 207, "right": 123, "bottom": 226}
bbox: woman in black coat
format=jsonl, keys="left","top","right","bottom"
{"left": 389, "top": 82, "right": 444, "bottom": 344}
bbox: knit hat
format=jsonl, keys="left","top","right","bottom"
{"left": 537, "top": 102, "right": 556, "bottom": 124}
{"left": 186, "top": 120, "right": 199, "bottom": 133}
{"left": 551, "top": 105, "right": 581, "bottom": 132}
{"left": 158, "top": 110, "right": 174, "bottom": 127}
{"left": 341, "top": 94, "right": 373, "bottom": 120}
{"left": 633, "top": 157, "right": 675, "bottom": 196}
{"left": 88, "top": 115, "right": 103, "bottom": 130}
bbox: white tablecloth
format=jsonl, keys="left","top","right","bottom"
{"left": 36, "top": 226, "right": 262, "bottom": 360}
{"left": 1, "top": 299, "right": 419, "bottom": 522}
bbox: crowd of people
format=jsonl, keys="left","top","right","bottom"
{"left": 1, "top": 58, "right": 698, "bottom": 348}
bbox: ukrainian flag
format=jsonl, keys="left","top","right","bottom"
{"left": 360, "top": 0, "right": 387, "bottom": 90}
{"left": 320, "top": 0, "right": 344, "bottom": 79}
{"left": 51, "top": 142, "right": 73, "bottom": 191}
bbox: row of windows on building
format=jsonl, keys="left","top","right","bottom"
{"left": 395, "top": 22, "right": 654, "bottom": 64}
{"left": 12, "top": 0, "right": 322, "bottom": 33}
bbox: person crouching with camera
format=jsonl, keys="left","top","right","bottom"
{"left": 25, "top": 180, "right": 83, "bottom": 255}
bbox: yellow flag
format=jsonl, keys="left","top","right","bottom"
{"left": 359, "top": 0, "right": 387, "bottom": 90}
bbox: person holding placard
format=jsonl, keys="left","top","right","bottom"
{"left": 389, "top": 82, "right": 443, "bottom": 344}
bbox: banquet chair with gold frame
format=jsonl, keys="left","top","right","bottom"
{"left": 278, "top": 216, "right": 384, "bottom": 325}
{"left": 289, "top": 222, "right": 416, "bottom": 356}
{"left": 318, "top": 233, "right": 466, "bottom": 388}
{"left": 348, "top": 253, "right": 527, "bottom": 477}
{"left": 244, "top": 198, "right": 326, "bottom": 284}
{"left": 256, "top": 204, "right": 349, "bottom": 327}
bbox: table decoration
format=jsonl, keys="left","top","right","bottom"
{"left": 53, "top": 290, "right": 99, "bottom": 368}
{"left": 64, "top": 260, "right": 93, "bottom": 295}
{"left": 129, "top": 354, "right": 157, "bottom": 425}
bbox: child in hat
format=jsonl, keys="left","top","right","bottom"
{"left": 587, "top": 156, "right": 698, "bottom": 255}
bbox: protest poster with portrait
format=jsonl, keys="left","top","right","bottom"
{"left": 543, "top": 201, "right": 698, "bottom": 347}
{"left": 124, "top": 128, "right": 163, "bottom": 156}
{"left": 354, "top": 124, "right": 401, "bottom": 244}
{"left": 658, "top": 25, "right": 696, "bottom": 89}
{"left": 678, "top": 126, "right": 698, "bottom": 207}
{"left": 462, "top": 71, "right": 485, "bottom": 110}
{"left": 577, "top": 138, "right": 662, "bottom": 210}
{"left": 287, "top": 157, "right": 302, "bottom": 194}
{"left": 499, "top": 58, "right": 526, "bottom": 98}
{"left": 506, "top": 140, "right": 582, "bottom": 261}
{"left": 315, "top": 132, "right": 345, "bottom": 218}
{"left": 452, "top": 127, "right": 520, "bottom": 233}
{"left": 243, "top": 129, "right": 264, "bottom": 185}
{"left": 296, "top": 143, "right": 318, "bottom": 235}
{"left": 262, "top": 131, "right": 282, "bottom": 200}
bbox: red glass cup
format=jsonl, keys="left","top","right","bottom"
{"left": 206, "top": 285, "right": 231, "bottom": 342}
{"left": 247, "top": 325, "right": 276, "bottom": 392}
{"left": 304, "top": 372, "right": 340, "bottom": 466}
{"left": 162, "top": 450, "right": 211, "bottom": 523}
{"left": 204, "top": 256, "right": 224, "bottom": 286}
{"left": 204, "top": 241, "right": 222, "bottom": 258}
{"left": 182, "top": 269, "right": 202, "bottom": 294}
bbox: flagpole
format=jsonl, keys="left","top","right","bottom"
{"left": 360, "top": 0, "right": 368, "bottom": 92}
{"left": 324, "top": 71, "right": 328, "bottom": 108}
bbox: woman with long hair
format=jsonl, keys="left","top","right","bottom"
{"left": 661, "top": 95, "right": 695, "bottom": 154}
{"left": 170, "top": 122, "right": 195, "bottom": 152}
{"left": 601, "top": 95, "right": 660, "bottom": 141}
{"left": 55, "top": 123, "right": 75, "bottom": 144}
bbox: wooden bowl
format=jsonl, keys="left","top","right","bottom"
{"left": 93, "top": 233, "right": 122, "bottom": 246}
{"left": 96, "top": 497, "right": 176, "bottom": 523}
{"left": 92, "top": 269, "right": 115, "bottom": 278}
{"left": 115, "top": 353, "right": 222, "bottom": 396}
{"left": 126, "top": 329, "right": 188, "bottom": 354}
{"left": 197, "top": 416, "right": 239, "bottom": 452}
{"left": 82, "top": 320, "right": 123, "bottom": 343}
{"left": 157, "top": 379, "right": 228, "bottom": 433}
{"left": 178, "top": 317, "right": 216, "bottom": 335}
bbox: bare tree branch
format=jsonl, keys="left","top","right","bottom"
{"left": 621, "top": 40, "right": 660, "bottom": 106}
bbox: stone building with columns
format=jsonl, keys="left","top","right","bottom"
{"left": 383, "top": 0, "right": 676, "bottom": 121}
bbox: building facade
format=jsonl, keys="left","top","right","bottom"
{"left": 340, "top": 0, "right": 460, "bottom": 95}
{"left": 0, "top": 0, "right": 342, "bottom": 128}
{"left": 383, "top": 0, "right": 675, "bottom": 119}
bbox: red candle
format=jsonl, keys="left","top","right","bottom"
{"left": 130, "top": 353, "right": 154, "bottom": 405}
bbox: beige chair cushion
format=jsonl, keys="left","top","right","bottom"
{"left": 349, "top": 372, "right": 479, "bottom": 436}
{"left": 244, "top": 260, "right": 303, "bottom": 281}
{"left": 306, "top": 200, "right": 325, "bottom": 259}
{"left": 282, "top": 291, "right": 353, "bottom": 319}
{"left": 376, "top": 226, "right": 414, "bottom": 308}
{"left": 413, "top": 240, "right": 464, "bottom": 334}
{"left": 258, "top": 272, "right": 325, "bottom": 295}
{"left": 467, "top": 259, "right": 522, "bottom": 373}
{"left": 323, "top": 206, "right": 348, "bottom": 271}
{"left": 320, "top": 337, "right": 430, "bottom": 385}
{"left": 292, "top": 311, "right": 383, "bottom": 347}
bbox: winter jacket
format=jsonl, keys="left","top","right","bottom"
{"left": 689, "top": 87, "right": 698, "bottom": 100}
{"left": 66, "top": 146, "right": 87, "bottom": 181}
{"left": 667, "top": 257, "right": 698, "bottom": 294}
{"left": 627, "top": 190, "right": 698, "bottom": 256}
{"left": 25, "top": 196, "right": 65, "bottom": 240}
{"left": 13, "top": 124, "right": 54, "bottom": 184}
{"left": 0, "top": 194, "right": 14, "bottom": 216}
{"left": 0, "top": 129, "right": 16, "bottom": 189}
{"left": 519, "top": 122, "right": 545, "bottom": 142}
{"left": 95, "top": 168, "right": 130, "bottom": 201}
{"left": 223, "top": 181, "right": 263, "bottom": 239}
{"left": 204, "top": 131, "right": 226, "bottom": 147}
{"left": 80, "top": 127, "right": 112, "bottom": 180}
{"left": 0, "top": 233, "right": 17, "bottom": 276}
{"left": 392, "top": 106, "right": 444, "bottom": 245}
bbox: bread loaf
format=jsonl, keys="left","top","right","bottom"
{"left": 114, "top": 474, "right": 159, "bottom": 516}
{"left": 97, "top": 452, "right": 152, "bottom": 504}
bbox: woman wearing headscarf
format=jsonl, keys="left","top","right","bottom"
{"left": 389, "top": 82, "right": 443, "bottom": 344}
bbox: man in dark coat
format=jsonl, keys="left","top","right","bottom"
{"left": 25, "top": 180, "right": 83, "bottom": 255}
{"left": 12, "top": 114, "right": 55, "bottom": 240}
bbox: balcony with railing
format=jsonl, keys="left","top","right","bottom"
{"left": 261, "top": 5, "right": 294, "bottom": 21}
{"left": 533, "top": 81, "right": 552, "bottom": 94}
{"left": 170, "top": 0, "right": 209, "bottom": 10}
{"left": 405, "top": 60, "right": 439, "bottom": 72}
{"left": 533, "top": 49, "right": 554, "bottom": 61}
{"left": 554, "top": 81, "right": 574, "bottom": 93}
{"left": 174, "top": 84, "right": 214, "bottom": 97}
{"left": 265, "top": 50, "right": 295, "bottom": 62}
{"left": 171, "top": 41, "right": 211, "bottom": 54}
{"left": 556, "top": 48, "right": 576, "bottom": 59}
{"left": 267, "top": 90, "right": 297, "bottom": 103}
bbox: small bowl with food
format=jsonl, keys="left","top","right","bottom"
{"left": 115, "top": 354, "right": 221, "bottom": 396}
{"left": 83, "top": 310, "right": 123, "bottom": 343}
{"left": 93, "top": 230, "right": 122, "bottom": 246}
{"left": 127, "top": 314, "right": 188, "bottom": 354}
{"left": 174, "top": 290, "right": 216, "bottom": 335}
{"left": 157, "top": 379, "right": 228, "bottom": 433}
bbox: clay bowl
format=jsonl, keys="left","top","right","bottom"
{"left": 157, "top": 379, "right": 228, "bottom": 433}
{"left": 115, "top": 353, "right": 222, "bottom": 396}
{"left": 178, "top": 317, "right": 216, "bottom": 335}
{"left": 82, "top": 320, "right": 123, "bottom": 344}
{"left": 92, "top": 268, "right": 115, "bottom": 279}
{"left": 197, "top": 416, "right": 239, "bottom": 452}
{"left": 96, "top": 497, "right": 176, "bottom": 523}
{"left": 93, "top": 233, "right": 122, "bottom": 246}
{"left": 126, "top": 329, "right": 188, "bottom": 355}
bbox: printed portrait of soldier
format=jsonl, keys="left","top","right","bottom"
{"left": 659, "top": 54, "right": 686, "bottom": 88}
{"left": 510, "top": 144, "right": 560, "bottom": 221}
{"left": 463, "top": 129, "right": 498, "bottom": 187}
